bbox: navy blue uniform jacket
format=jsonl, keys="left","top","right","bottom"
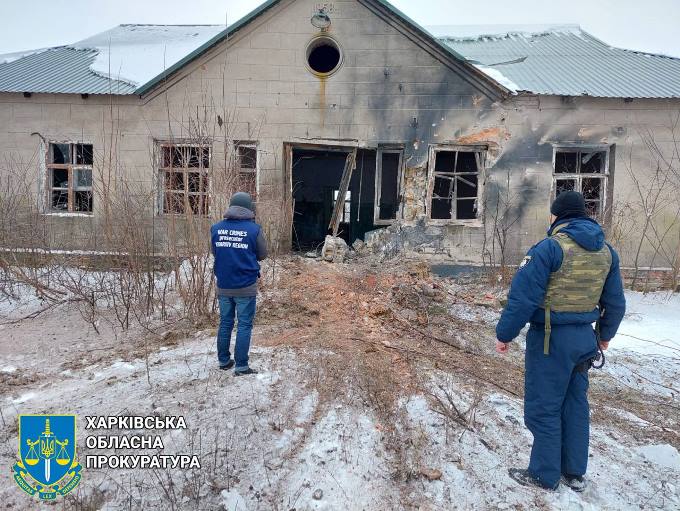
{"left": 496, "top": 217, "right": 626, "bottom": 343}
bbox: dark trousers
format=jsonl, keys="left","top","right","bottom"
{"left": 217, "top": 295, "right": 256, "bottom": 370}
{"left": 524, "top": 323, "right": 597, "bottom": 488}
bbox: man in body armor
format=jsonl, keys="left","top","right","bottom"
{"left": 496, "top": 191, "right": 626, "bottom": 491}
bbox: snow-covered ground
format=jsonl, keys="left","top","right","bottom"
{"left": 0, "top": 267, "right": 678, "bottom": 510}
{"left": 613, "top": 291, "right": 680, "bottom": 357}
{"left": 600, "top": 291, "right": 680, "bottom": 402}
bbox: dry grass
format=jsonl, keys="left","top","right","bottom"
{"left": 255, "top": 257, "right": 679, "bottom": 451}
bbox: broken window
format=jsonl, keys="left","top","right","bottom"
{"left": 374, "top": 148, "right": 402, "bottom": 224}
{"left": 553, "top": 148, "right": 609, "bottom": 218}
{"left": 159, "top": 143, "right": 210, "bottom": 215}
{"left": 234, "top": 142, "right": 258, "bottom": 200}
{"left": 46, "top": 142, "right": 94, "bottom": 213}
{"left": 429, "top": 149, "right": 483, "bottom": 221}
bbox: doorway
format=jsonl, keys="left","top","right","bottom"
{"left": 291, "top": 146, "right": 378, "bottom": 252}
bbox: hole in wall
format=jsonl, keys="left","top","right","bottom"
{"left": 306, "top": 37, "right": 342, "bottom": 76}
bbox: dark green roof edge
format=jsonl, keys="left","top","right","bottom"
{"left": 134, "top": 0, "right": 281, "bottom": 95}
{"left": 134, "top": 0, "right": 508, "bottom": 97}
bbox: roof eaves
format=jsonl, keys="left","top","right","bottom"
{"left": 134, "top": 0, "right": 281, "bottom": 96}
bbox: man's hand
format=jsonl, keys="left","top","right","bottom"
{"left": 599, "top": 340, "right": 610, "bottom": 351}
{"left": 496, "top": 340, "right": 510, "bottom": 353}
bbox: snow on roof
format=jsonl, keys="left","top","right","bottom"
{"left": 426, "top": 24, "right": 583, "bottom": 41}
{"left": 473, "top": 65, "right": 519, "bottom": 93}
{"left": 70, "top": 24, "right": 226, "bottom": 86}
{"left": 433, "top": 24, "right": 680, "bottom": 98}
{"left": 3, "top": 13, "right": 680, "bottom": 99}
{"left": 0, "top": 48, "right": 49, "bottom": 65}
{"left": 0, "top": 24, "right": 226, "bottom": 94}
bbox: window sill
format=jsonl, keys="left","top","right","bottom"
{"left": 43, "top": 212, "right": 93, "bottom": 217}
{"left": 158, "top": 213, "right": 210, "bottom": 218}
{"left": 427, "top": 219, "right": 483, "bottom": 228}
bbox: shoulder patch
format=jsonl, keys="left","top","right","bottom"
{"left": 519, "top": 255, "right": 532, "bottom": 269}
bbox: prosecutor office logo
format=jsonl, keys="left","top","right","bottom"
{"left": 13, "top": 415, "right": 83, "bottom": 501}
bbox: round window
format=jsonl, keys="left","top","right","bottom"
{"left": 306, "top": 36, "right": 342, "bottom": 76}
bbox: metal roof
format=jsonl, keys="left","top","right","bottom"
{"left": 0, "top": 0, "right": 504, "bottom": 99}
{"left": 0, "top": 25, "right": 226, "bottom": 95}
{"left": 433, "top": 25, "right": 680, "bottom": 98}
{"left": 0, "top": 47, "right": 136, "bottom": 94}
{"left": 3, "top": 4, "right": 679, "bottom": 99}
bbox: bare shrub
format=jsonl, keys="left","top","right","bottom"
{"left": 623, "top": 115, "right": 680, "bottom": 291}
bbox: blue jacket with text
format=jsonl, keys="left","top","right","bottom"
{"left": 211, "top": 211, "right": 261, "bottom": 290}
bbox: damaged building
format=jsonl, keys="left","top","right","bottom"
{"left": 0, "top": 0, "right": 679, "bottom": 271}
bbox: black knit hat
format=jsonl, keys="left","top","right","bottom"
{"left": 229, "top": 192, "right": 254, "bottom": 212}
{"left": 551, "top": 191, "right": 587, "bottom": 220}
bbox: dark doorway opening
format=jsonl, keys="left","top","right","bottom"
{"left": 291, "top": 147, "right": 378, "bottom": 252}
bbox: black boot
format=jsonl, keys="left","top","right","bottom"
{"left": 508, "top": 468, "right": 558, "bottom": 491}
{"left": 234, "top": 367, "right": 258, "bottom": 377}
{"left": 219, "top": 360, "right": 235, "bottom": 370}
{"left": 561, "top": 474, "right": 586, "bottom": 492}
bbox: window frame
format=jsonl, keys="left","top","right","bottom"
{"left": 333, "top": 189, "right": 352, "bottom": 224}
{"left": 426, "top": 145, "right": 486, "bottom": 225}
{"left": 157, "top": 141, "right": 211, "bottom": 217}
{"left": 374, "top": 145, "right": 404, "bottom": 226}
{"left": 551, "top": 145, "right": 610, "bottom": 220}
{"left": 233, "top": 141, "right": 259, "bottom": 201}
{"left": 45, "top": 141, "right": 94, "bottom": 215}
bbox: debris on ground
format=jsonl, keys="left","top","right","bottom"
{"left": 321, "top": 235, "right": 349, "bottom": 262}
{"left": 0, "top": 255, "right": 677, "bottom": 509}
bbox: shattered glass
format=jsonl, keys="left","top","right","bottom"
{"left": 74, "top": 168, "right": 92, "bottom": 189}
{"left": 74, "top": 191, "right": 93, "bottom": 212}
{"left": 165, "top": 171, "right": 185, "bottom": 191}
{"left": 238, "top": 146, "right": 257, "bottom": 170}
{"left": 51, "top": 143, "right": 70, "bottom": 165}
{"left": 51, "top": 190, "right": 69, "bottom": 210}
{"left": 555, "top": 152, "right": 578, "bottom": 173}
{"left": 164, "top": 192, "right": 185, "bottom": 214}
{"left": 555, "top": 179, "right": 576, "bottom": 195}
{"left": 581, "top": 151, "right": 605, "bottom": 174}
{"left": 52, "top": 168, "right": 69, "bottom": 189}
{"left": 188, "top": 172, "right": 202, "bottom": 193}
{"left": 75, "top": 144, "right": 93, "bottom": 165}
{"left": 433, "top": 175, "right": 453, "bottom": 199}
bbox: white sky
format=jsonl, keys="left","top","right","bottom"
{"left": 1, "top": 0, "right": 679, "bottom": 58}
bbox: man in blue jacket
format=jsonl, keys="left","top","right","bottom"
{"left": 211, "top": 192, "right": 268, "bottom": 376}
{"left": 496, "top": 191, "right": 625, "bottom": 491}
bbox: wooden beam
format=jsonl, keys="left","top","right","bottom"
{"left": 328, "top": 148, "right": 357, "bottom": 236}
